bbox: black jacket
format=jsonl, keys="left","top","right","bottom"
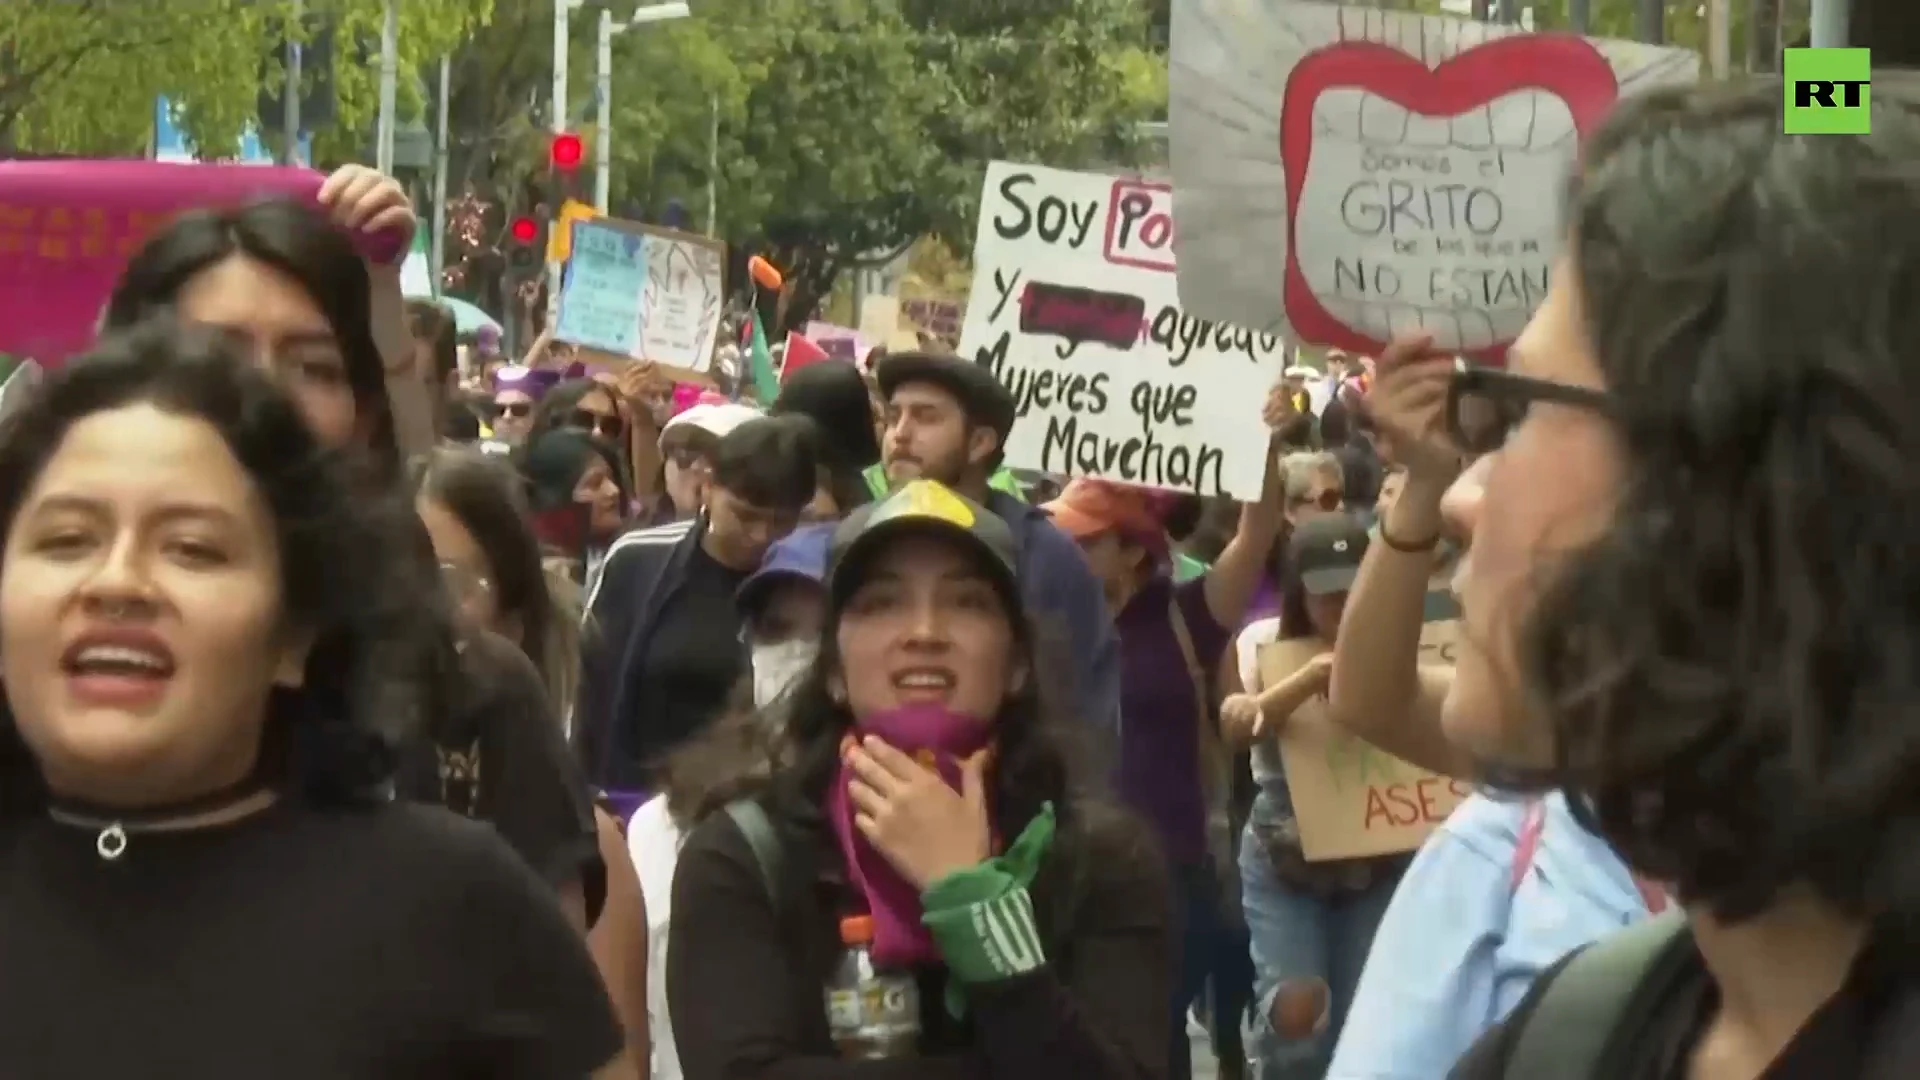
{"left": 667, "top": 780, "right": 1173, "bottom": 1080}
{"left": 575, "top": 515, "right": 732, "bottom": 790}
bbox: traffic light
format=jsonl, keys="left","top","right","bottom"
{"left": 549, "top": 132, "right": 584, "bottom": 172}
{"left": 508, "top": 215, "right": 541, "bottom": 269}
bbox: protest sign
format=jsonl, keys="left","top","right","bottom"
{"left": 0, "top": 160, "right": 403, "bottom": 364}
{"left": 1169, "top": 2, "right": 1697, "bottom": 361}
{"left": 546, "top": 199, "right": 599, "bottom": 264}
{"left": 957, "top": 162, "right": 1284, "bottom": 499}
{"left": 804, "top": 321, "right": 871, "bottom": 365}
{"left": 554, "top": 216, "right": 724, "bottom": 382}
{"left": 1258, "top": 600, "right": 1470, "bottom": 860}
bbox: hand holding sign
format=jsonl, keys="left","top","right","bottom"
{"left": 1367, "top": 332, "right": 1462, "bottom": 483}
{"left": 318, "top": 165, "right": 416, "bottom": 257}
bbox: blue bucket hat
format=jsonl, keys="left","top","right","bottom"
{"left": 735, "top": 521, "right": 834, "bottom": 619}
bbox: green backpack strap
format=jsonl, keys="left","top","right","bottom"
{"left": 723, "top": 798, "right": 785, "bottom": 912}
{"left": 1505, "top": 910, "right": 1690, "bottom": 1080}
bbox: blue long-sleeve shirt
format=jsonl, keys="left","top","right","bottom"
{"left": 1327, "top": 793, "right": 1653, "bottom": 1079}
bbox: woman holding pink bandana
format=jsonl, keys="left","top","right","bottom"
{"left": 667, "top": 478, "right": 1171, "bottom": 1079}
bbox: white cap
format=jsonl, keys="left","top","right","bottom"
{"left": 1284, "top": 365, "right": 1315, "bottom": 380}
{"left": 662, "top": 402, "right": 761, "bottom": 442}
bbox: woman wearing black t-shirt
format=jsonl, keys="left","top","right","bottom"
{"left": 0, "top": 323, "right": 623, "bottom": 1077}
{"left": 98, "top": 168, "right": 606, "bottom": 924}
{"left": 668, "top": 479, "right": 1171, "bottom": 1079}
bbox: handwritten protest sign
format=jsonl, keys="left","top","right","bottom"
{"left": 556, "top": 222, "right": 647, "bottom": 356}
{"left": 555, "top": 216, "right": 724, "bottom": 382}
{"left": 1258, "top": 601, "right": 1470, "bottom": 860}
{"left": 0, "top": 161, "right": 403, "bottom": 365}
{"left": 958, "top": 162, "right": 1284, "bottom": 499}
{"left": 1169, "top": 3, "right": 1697, "bottom": 361}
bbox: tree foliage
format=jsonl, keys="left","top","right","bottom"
{"left": 1, "top": 0, "right": 489, "bottom": 158}
{"left": 598, "top": 0, "right": 1164, "bottom": 329}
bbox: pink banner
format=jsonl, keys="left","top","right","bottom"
{"left": 0, "top": 160, "right": 404, "bottom": 365}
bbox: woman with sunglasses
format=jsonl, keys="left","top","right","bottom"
{"left": 1326, "top": 80, "right": 1920, "bottom": 1080}
{"left": 491, "top": 367, "right": 560, "bottom": 446}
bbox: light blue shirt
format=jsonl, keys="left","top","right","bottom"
{"left": 1326, "top": 792, "right": 1652, "bottom": 1079}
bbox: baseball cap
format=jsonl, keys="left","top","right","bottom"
{"left": 827, "top": 479, "right": 1020, "bottom": 613}
{"left": 735, "top": 521, "right": 834, "bottom": 619}
{"left": 873, "top": 351, "right": 1017, "bottom": 446}
{"left": 1041, "top": 477, "right": 1171, "bottom": 557}
{"left": 1289, "top": 512, "right": 1371, "bottom": 595}
{"left": 661, "top": 401, "right": 761, "bottom": 443}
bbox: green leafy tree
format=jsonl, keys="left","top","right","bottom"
{"left": 1, "top": 0, "right": 488, "bottom": 158}
{"left": 604, "top": 0, "right": 1164, "bottom": 331}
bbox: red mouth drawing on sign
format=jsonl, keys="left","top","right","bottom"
{"left": 1279, "top": 35, "right": 1617, "bottom": 362}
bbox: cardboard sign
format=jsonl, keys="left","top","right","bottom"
{"left": 956, "top": 161, "right": 1284, "bottom": 499}
{"left": 1258, "top": 613, "right": 1471, "bottom": 860}
{"left": 555, "top": 216, "right": 724, "bottom": 383}
{"left": 1169, "top": 2, "right": 1698, "bottom": 361}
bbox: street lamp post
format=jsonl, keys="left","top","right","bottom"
{"left": 548, "top": 0, "right": 575, "bottom": 327}
{"left": 376, "top": 0, "right": 399, "bottom": 173}
{"left": 595, "top": 2, "right": 691, "bottom": 213}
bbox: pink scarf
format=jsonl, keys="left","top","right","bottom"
{"left": 827, "top": 703, "right": 993, "bottom": 967}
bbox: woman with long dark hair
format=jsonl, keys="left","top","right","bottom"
{"left": 667, "top": 479, "right": 1170, "bottom": 1078}
{"left": 413, "top": 445, "right": 652, "bottom": 1069}
{"left": 1216, "top": 514, "right": 1408, "bottom": 1079}
{"left": 101, "top": 169, "right": 607, "bottom": 933}
{"left": 0, "top": 322, "right": 622, "bottom": 1076}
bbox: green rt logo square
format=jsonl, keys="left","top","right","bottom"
{"left": 1785, "top": 48, "right": 1871, "bottom": 135}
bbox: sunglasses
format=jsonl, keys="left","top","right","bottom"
{"left": 494, "top": 401, "right": 531, "bottom": 419}
{"left": 571, "top": 410, "right": 626, "bottom": 441}
{"left": 1290, "top": 488, "right": 1344, "bottom": 511}
{"left": 1447, "top": 359, "right": 1615, "bottom": 454}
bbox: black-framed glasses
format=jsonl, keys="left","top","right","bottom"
{"left": 1447, "top": 359, "right": 1615, "bottom": 454}
{"left": 570, "top": 409, "right": 625, "bottom": 441}
{"left": 494, "top": 401, "right": 531, "bottom": 419}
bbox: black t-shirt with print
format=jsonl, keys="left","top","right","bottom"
{"left": 633, "top": 541, "right": 749, "bottom": 768}
{"left": 395, "top": 630, "right": 605, "bottom": 922}
{"left": 0, "top": 801, "right": 622, "bottom": 1078}
{"left": 1449, "top": 929, "right": 1920, "bottom": 1080}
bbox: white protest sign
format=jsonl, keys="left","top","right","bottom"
{"left": 1169, "top": 2, "right": 1698, "bottom": 361}
{"left": 958, "top": 162, "right": 1283, "bottom": 499}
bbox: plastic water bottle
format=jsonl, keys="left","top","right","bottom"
{"left": 824, "top": 914, "right": 920, "bottom": 1059}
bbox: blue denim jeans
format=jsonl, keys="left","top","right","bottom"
{"left": 1238, "top": 816, "right": 1401, "bottom": 1079}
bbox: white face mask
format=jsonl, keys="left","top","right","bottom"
{"left": 751, "top": 639, "right": 819, "bottom": 708}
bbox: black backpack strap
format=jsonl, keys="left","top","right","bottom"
{"left": 1505, "top": 910, "right": 1690, "bottom": 1080}
{"left": 723, "top": 798, "right": 785, "bottom": 912}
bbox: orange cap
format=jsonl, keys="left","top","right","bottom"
{"left": 839, "top": 914, "right": 875, "bottom": 946}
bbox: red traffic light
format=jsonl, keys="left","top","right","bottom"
{"left": 509, "top": 216, "right": 539, "bottom": 244}
{"left": 550, "top": 132, "right": 584, "bottom": 171}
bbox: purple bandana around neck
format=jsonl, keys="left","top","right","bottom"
{"left": 828, "top": 702, "right": 994, "bottom": 967}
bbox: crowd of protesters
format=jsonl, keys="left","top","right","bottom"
{"left": 1, "top": 75, "right": 1918, "bottom": 1080}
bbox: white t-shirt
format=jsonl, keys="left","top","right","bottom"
{"left": 1235, "top": 618, "right": 1285, "bottom": 781}
{"left": 626, "top": 795, "right": 687, "bottom": 1080}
